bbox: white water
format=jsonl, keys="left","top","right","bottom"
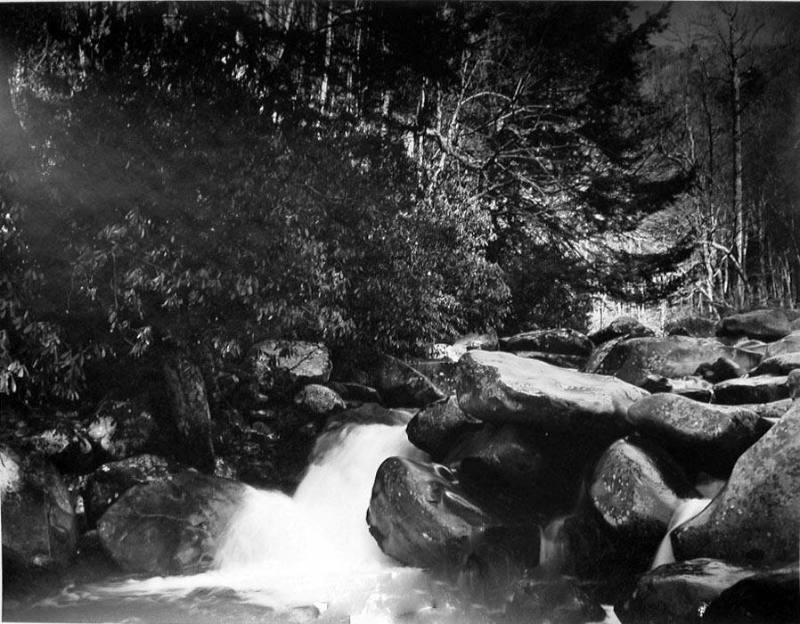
{"left": 76, "top": 422, "right": 477, "bottom": 622}
{"left": 650, "top": 497, "right": 712, "bottom": 569}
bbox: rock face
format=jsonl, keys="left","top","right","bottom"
{"left": 251, "top": 340, "right": 332, "bottom": 394}
{"left": 702, "top": 563, "right": 800, "bottom": 624}
{"left": 626, "top": 394, "right": 769, "bottom": 476}
{"left": 717, "top": 309, "right": 792, "bottom": 341}
{"left": 751, "top": 351, "right": 800, "bottom": 376}
{"left": 83, "top": 454, "right": 180, "bottom": 527}
{"left": 1, "top": 446, "right": 77, "bottom": 570}
{"left": 671, "top": 402, "right": 800, "bottom": 566}
{"left": 589, "top": 316, "right": 655, "bottom": 345}
{"left": 88, "top": 398, "right": 158, "bottom": 461}
{"left": 406, "top": 396, "right": 482, "bottom": 460}
{"left": 97, "top": 471, "right": 247, "bottom": 574}
{"left": 713, "top": 374, "right": 790, "bottom": 405}
{"left": 162, "top": 356, "right": 215, "bottom": 473}
{"left": 617, "top": 558, "right": 756, "bottom": 624}
{"left": 456, "top": 351, "right": 647, "bottom": 440}
{"left": 367, "top": 457, "right": 496, "bottom": 569}
{"left": 293, "top": 384, "right": 345, "bottom": 415}
{"left": 371, "top": 354, "right": 446, "bottom": 407}
{"left": 587, "top": 437, "right": 696, "bottom": 551}
{"left": 591, "top": 336, "right": 760, "bottom": 386}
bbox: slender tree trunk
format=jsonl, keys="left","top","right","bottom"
{"left": 730, "top": 49, "right": 746, "bottom": 305}
{"left": 319, "top": 1, "right": 334, "bottom": 114}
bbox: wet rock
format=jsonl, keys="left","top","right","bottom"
{"left": 640, "top": 375, "right": 713, "bottom": 402}
{"left": 509, "top": 351, "right": 588, "bottom": 369}
{"left": 617, "top": 558, "right": 756, "bottom": 624}
{"left": 367, "top": 457, "right": 535, "bottom": 571}
{"left": 764, "top": 330, "right": 800, "bottom": 357}
{"left": 591, "top": 336, "right": 760, "bottom": 387}
{"left": 626, "top": 394, "right": 769, "bottom": 477}
{"left": 751, "top": 351, "right": 800, "bottom": 376}
{"left": 1, "top": 446, "right": 77, "bottom": 570}
{"left": 583, "top": 336, "right": 625, "bottom": 374}
{"left": 587, "top": 437, "right": 696, "bottom": 557}
{"left": 293, "top": 384, "right": 345, "bottom": 415}
{"left": 250, "top": 340, "right": 332, "bottom": 395}
{"left": 694, "top": 357, "right": 746, "bottom": 383}
{"left": 457, "top": 351, "right": 647, "bottom": 440}
{"left": 713, "top": 374, "right": 790, "bottom": 405}
{"left": 500, "top": 328, "right": 594, "bottom": 357}
{"left": 502, "top": 577, "right": 606, "bottom": 624}
{"left": 88, "top": 397, "right": 159, "bottom": 461}
{"left": 717, "top": 309, "right": 792, "bottom": 342}
{"left": 370, "top": 354, "right": 446, "bottom": 407}
{"left": 590, "top": 316, "right": 656, "bottom": 345}
{"left": 406, "top": 396, "right": 483, "bottom": 460}
{"left": 671, "top": 402, "right": 800, "bottom": 566}
{"left": 326, "top": 381, "right": 382, "bottom": 405}
{"left": 738, "top": 398, "right": 792, "bottom": 420}
{"left": 97, "top": 470, "right": 247, "bottom": 574}
{"left": 83, "top": 454, "right": 180, "bottom": 527}
{"left": 163, "top": 356, "right": 215, "bottom": 473}
{"left": 703, "top": 563, "right": 800, "bottom": 624}
{"left": 664, "top": 316, "right": 718, "bottom": 338}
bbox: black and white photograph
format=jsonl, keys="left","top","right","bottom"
{"left": 1, "top": 1, "right": 799, "bottom": 623}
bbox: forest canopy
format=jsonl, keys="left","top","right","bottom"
{"left": 1, "top": 1, "right": 797, "bottom": 406}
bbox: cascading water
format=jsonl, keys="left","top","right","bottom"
{"left": 650, "top": 497, "right": 712, "bottom": 570}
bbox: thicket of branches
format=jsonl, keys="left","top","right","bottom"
{"left": 0, "top": 2, "right": 742, "bottom": 405}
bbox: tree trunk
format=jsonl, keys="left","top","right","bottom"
{"left": 319, "top": 1, "right": 334, "bottom": 114}
{"left": 730, "top": 50, "right": 746, "bottom": 305}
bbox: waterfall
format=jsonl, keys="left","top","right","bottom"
{"left": 650, "top": 497, "right": 712, "bottom": 569}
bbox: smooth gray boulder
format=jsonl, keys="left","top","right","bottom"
{"left": 717, "top": 309, "right": 792, "bottom": 342}
{"left": 406, "top": 396, "right": 482, "bottom": 460}
{"left": 751, "top": 351, "right": 800, "bottom": 376}
{"left": 589, "top": 316, "right": 655, "bottom": 345}
{"left": 713, "top": 374, "right": 790, "bottom": 405}
{"left": 293, "top": 384, "right": 345, "bottom": 415}
{"left": 626, "top": 394, "right": 769, "bottom": 476}
{"left": 456, "top": 351, "right": 647, "bottom": 440}
{"left": 671, "top": 402, "right": 800, "bottom": 566}
{"left": 764, "top": 330, "right": 800, "bottom": 357}
{"left": 500, "top": 328, "right": 593, "bottom": 356}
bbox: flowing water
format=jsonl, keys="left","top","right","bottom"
{"left": 650, "top": 497, "right": 713, "bottom": 570}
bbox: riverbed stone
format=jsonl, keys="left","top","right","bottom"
{"left": 509, "top": 351, "right": 588, "bottom": 369}
{"left": 406, "top": 396, "right": 483, "bottom": 460}
{"left": 717, "top": 309, "right": 792, "bottom": 342}
{"left": 590, "top": 316, "right": 656, "bottom": 345}
{"left": 712, "top": 374, "right": 790, "bottom": 405}
{"left": 694, "top": 356, "right": 746, "bottom": 383}
{"left": 501, "top": 576, "right": 606, "bottom": 624}
{"left": 591, "top": 336, "right": 761, "bottom": 387}
{"left": 1, "top": 446, "right": 77, "bottom": 570}
{"left": 640, "top": 375, "right": 713, "bottom": 402}
{"left": 671, "top": 402, "right": 800, "bottom": 566}
{"left": 751, "top": 351, "right": 800, "bottom": 376}
{"left": 617, "top": 558, "right": 756, "bottom": 624}
{"left": 626, "top": 394, "right": 769, "bottom": 476}
{"left": 97, "top": 470, "right": 247, "bottom": 575}
{"left": 763, "top": 330, "right": 800, "bottom": 357}
{"left": 702, "top": 563, "right": 800, "bottom": 624}
{"left": 664, "top": 316, "right": 718, "bottom": 338}
{"left": 456, "top": 351, "right": 647, "bottom": 440}
{"left": 500, "top": 328, "right": 594, "bottom": 357}
{"left": 293, "top": 384, "right": 345, "bottom": 415}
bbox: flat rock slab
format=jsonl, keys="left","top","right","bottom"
{"left": 752, "top": 351, "right": 800, "bottom": 376}
{"left": 627, "top": 394, "right": 769, "bottom": 476}
{"left": 713, "top": 375, "right": 790, "bottom": 405}
{"left": 591, "top": 336, "right": 761, "bottom": 387}
{"left": 617, "top": 558, "right": 756, "bottom": 624}
{"left": 672, "top": 402, "right": 800, "bottom": 566}
{"left": 456, "top": 351, "right": 648, "bottom": 439}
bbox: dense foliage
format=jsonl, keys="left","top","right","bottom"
{"left": 1, "top": 2, "right": 693, "bottom": 405}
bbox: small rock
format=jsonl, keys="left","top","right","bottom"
{"left": 294, "top": 384, "right": 346, "bottom": 415}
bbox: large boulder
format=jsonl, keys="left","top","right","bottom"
{"left": 293, "top": 384, "right": 345, "bottom": 415}
{"left": 626, "top": 394, "right": 769, "bottom": 476}
{"left": 500, "top": 328, "right": 594, "bottom": 356}
{"left": 370, "top": 354, "right": 446, "bottom": 407}
{"left": 591, "top": 336, "right": 761, "bottom": 387}
{"left": 162, "top": 356, "right": 215, "bottom": 473}
{"left": 763, "top": 330, "right": 800, "bottom": 357}
{"left": 589, "top": 316, "right": 655, "bottom": 345}
{"left": 703, "top": 563, "right": 800, "bottom": 624}
{"left": 1, "top": 446, "right": 77, "bottom": 570}
{"left": 250, "top": 339, "right": 332, "bottom": 395}
{"left": 83, "top": 454, "right": 180, "bottom": 527}
{"left": 97, "top": 470, "right": 247, "bottom": 574}
{"left": 88, "top": 397, "right": 159, "bottom": 461}
{"left": 671, "top": 402, "right": 800, "bottom": 566}
{"left": 717, "top": 309, "right": 792, "bottom": 342}
{"left": 456, "top": 351, "right": 647, "bottom": 441}
{"left": 712, "top": 374, "right": 790, "bottom": 405}
{"left": 367, "top": 457, "right": 538, "bottom": 571}
{"left": 406, "top": 396, "right": 483, "bottom": 460}
{"left": 617, "top": 558, "right": 756, "bottom": 624}
{"left": 664, "top": 316, "right": 718, "bottom": 338}
{"left": 586, "top": 437, "right": 696, "bottom": 560}
{"left": 751, "top": 351, "right": 800, "bottom": 376}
